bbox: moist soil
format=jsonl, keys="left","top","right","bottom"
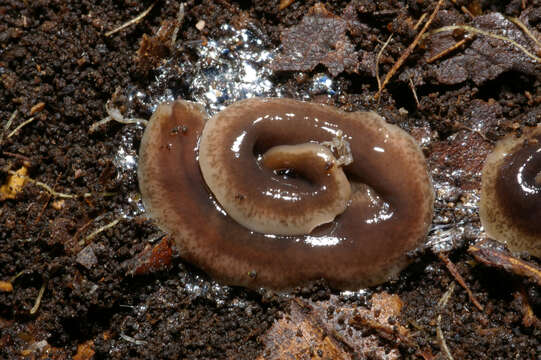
{"left": 1, "top": 1, "right": 540, "bottom": 359}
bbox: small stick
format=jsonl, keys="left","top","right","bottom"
{"left": 72, "top": 217, "right": 100, "bottom": 244}
{"left": 30, "top": 281, "right": 46, "bottom": 315}
{"left": 426, "top": 37, "right": 470, "bottom": 63}
{"left": 375, "top": 34, "right": 394, "bottom": 95}
{"left": 7, "top": 117, "right": 35, "bottom": 139}
{"left": 375, "top": 0, "right": 444, "bottom": 100}
{"left": 170, "top": 2, "right": 186, "bottom": 48}
{"left": 34, "top": 173, "right": 61, "bottom": 225}
{"left": 105, "top": 2, "right": 156, "bottom": 37}
{"left": 408, "top": 77, "right": 420, "bottom": 108}
{"left": 83, "top": 218, "right": 122, "bottom": 243}
{"left": 424, "top": 25, "right": 541, "bottom": 63}
{"left": 413, "top": 13, "right": 428, "bottom": 31}
{"left": 448, "top": 0, "right": 474, "bottom": 18}
{"left": 2, "top": 151, "right": 32, "bottom": 162}
{"left": 0, "top": 110, "right": 18, "bottom": 144}
{"left": 8, "top": 269, "right": 26, "bottom": 283}
{"left": 437, "top": 282, "right": 456, "bottom": 360}
{"left": 437, "top": 252, "right": 484, "bottom": 311}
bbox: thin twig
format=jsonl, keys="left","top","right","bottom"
{"left": 2, "top": 151, "right": 32, "bottom": 162}
{"left": 72, "top": 217, "right": 101, "bottom": 244}
{"left": 437, "top": 282, "right": 456, "bottom": 360}
{"left": 30, "top": 281, "right": 46, "bottom": 315}
{"left": 408, "top": 77, "right": 420, "bottom": 108}
{"left": 437, "top": 252, "right": 484, "bottom": 311}
{"left": 413, "top": 13, "right": 427, "bottom": 31}
{"left": 424, "top": 25, "right": 541, "bottom": 63}
{"left": 375, "top": 0, "right": 444, "bottom": 100}
{"left": 7, "top": 117, "right": 36, "bottom": 138}
{"left": 84, "top": 218, "right": 122, "bottom": 243}
{"left": 375, "top": 34, "right": 393, "bottom": 96}
{"left": 170, "top": 2, "right": 186, "bottom": 48}
{"left": 448, "top": 0, "right": 474, "bottom": 18}
{"left": 105, "top": 2, "right": 156, "bottom": 37}
{"left": 0, "top": 110, "right": 18, "bottom": 144}
{"left": 426, "top": 37, "right": 471, "bottom": 63}
{"left": 8, "top": 270, "right": 26, "bottom": 283}
{"left": 507, "top": 16, "right": 541, "bottom": 48}
{"left": 34, "top": 173, "right": 61, "bottom": 225}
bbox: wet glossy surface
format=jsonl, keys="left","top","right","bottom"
{"left": 496, "top": 134, "right": 541, "bottom": 236}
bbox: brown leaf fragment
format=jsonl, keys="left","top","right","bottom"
{"left": 125, "top": 237, "right": 173, "bottom": 276}
{"left": 468, "top": 242, "right": 541, "bottom": 287}
{"left": 259, "top": 293, "right": 405, "bottom": 360}
{"left": 271, "top": 3, "right": 358, "bottom": 77}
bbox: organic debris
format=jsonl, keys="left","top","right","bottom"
{"left": 124, "top": 237, "right": 173, "bottom": 276}
{"left": 436, "top": 283, "right": 456, "bottom": 360}
{"left": 437, "top": 252, "right": 483, "bottom": 311}
{"left": 259, "top": 293, "right": 411, "bottom": 359}
{"left": 0, "top": 166, "right": 28, "bottom": 201}
{"left": 105, "top": 2, "right": 156, "bottom": 37}
{"left": 513, "top": 289, "right": 540, "bottom": 328}
{"left": 136, "top": 3, "right": 186, "bottom": 74}
{"left": 424, "top": 13, "right": 541, "bottom": 85}
{"left": 375, "top": 0, "right": 444, "bottom": 99}
{"left": 271, "top": 3, "right": 358, "bottom": 77}
{"left": 73, "top": 340, "right": 96, "bottom": 360}
{"left": 0, "top": 281, "right": 13, "bottom": 292}
{"left": 468, "top": 241, "right": 541, "bottom": 287}
{"left": 89, "top": 97, "right": 148, "bottom": 133}
{"left": 279, "top": 0, "right": 295, "bottom": 11}
{"left": 3, "top": 169, "right": 111, "bottom": 200}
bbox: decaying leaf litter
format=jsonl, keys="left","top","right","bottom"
{"left": 1, "top": 0, "right": 541, "bottom": 358}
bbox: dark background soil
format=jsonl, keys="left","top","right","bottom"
{"left": 0, "top": 0, "right": 540, "bottom": 359}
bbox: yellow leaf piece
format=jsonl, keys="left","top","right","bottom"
{"left": 0, "top": 281, "right": 13, "bottom": 292}
{"left": 0, "top": 166, "right": 28, "bottom": 201}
